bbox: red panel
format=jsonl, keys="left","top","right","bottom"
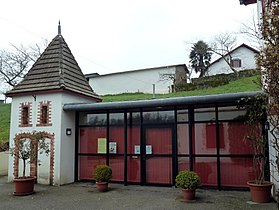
{"left": 109, "top": 127, "right": 124, "bottom": 154}
{"left": 146, "top": 128, "right": 172, "bottom": 154}
{"left": 127, "top": 126, "right": 140, "bottom": 154}
{"left": 79, "top": 127, "right": 106, "bottom": 153}
{"left": 178, "top": 157, "right": 190, "bottom": 171}
{"left": 146, "top": 157, "right": 172, "bottom": 184}
{"left": 177, "top": 124, "right": 189, "bottom": 154}
{"left": 220, "top": 157, "right": 255, "bottom": 187}
{"left": 110, "top": 156, "right": 124, "bottom": 181}
{"left": 193, "top": 124, "right": 217, "bottom": 154}
{"left": 79, "top": 156, "right": 106, "bottom": 180}
{"left": 220, "top": 122, "right": 255, "bottom": 155}
{"left": 193, "top": 158, "right": 217, "bottom": 186}
{"left": 127, "top": 156, "right": 140, "bottom": 182}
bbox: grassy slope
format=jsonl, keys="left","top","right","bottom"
{"left": 102, "top": 76, "right": 261, "bottom": 102}
{"left": 0, "top": 103, "right": 11, "bottom": 145}
{"left": 0, "top": 75, "right": 261, "bottom": 145}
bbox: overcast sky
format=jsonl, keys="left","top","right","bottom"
{"left": 0, "top": 0, "right": 257, "bottom": 99}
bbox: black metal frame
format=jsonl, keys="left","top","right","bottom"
{"left": 75, "top": 100, "right": 268, "bottom": 190}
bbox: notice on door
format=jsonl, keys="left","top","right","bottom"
{"left": 146, "top": 145, "right": 152, "bottom": 154}
{"left": 134, "top": 145, "right": 140, "bottom": 154}
{"left": 109, "top": 142, "right": 117, "bottom": 154}
{"left": 98, "top": 138, "right": 107, "bottom": 154}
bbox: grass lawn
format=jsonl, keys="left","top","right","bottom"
{"left": 0, "top": 103, "right": 11, "bottom": 150}
{"left": 102, "top": 76, "right": 261, "bottom": 102}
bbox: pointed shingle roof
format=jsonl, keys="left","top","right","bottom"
{"left": 6, "top": 31, "right": 101, "bottom": 101}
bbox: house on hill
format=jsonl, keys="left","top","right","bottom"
{"left": 85, "top": 64, "right": 188, "bottom": 95}
{"left": 206, "top": 43, "right": 259, "bottom": 76}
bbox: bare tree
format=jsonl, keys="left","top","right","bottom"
{"left": 239, "top": 12, "right": 261, "bottom": 49}
{"left": 210, "top": 32, "right": 238, "bottom": 75}
{"left": 159, "top": 73, "right": 176, "bottom": 92}
{"left": 0, "top": 39, "right": 48, "bottom": 87}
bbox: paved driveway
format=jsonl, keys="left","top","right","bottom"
{"left": 0, "top": 176, "right": 276, "bottom": 210}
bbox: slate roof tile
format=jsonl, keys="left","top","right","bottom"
{"left": 6, "top": 31, "right": 100, "bottom": 101}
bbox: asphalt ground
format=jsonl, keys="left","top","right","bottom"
{"left": 0, "top": 176, "right": 277, "bottom": 210}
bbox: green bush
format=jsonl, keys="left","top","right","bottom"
{"left": 175, "top": 170, "right": 201, "bottom": 189}
{"left": 176, "top": 78, "right": 229, "bottom": 91}
{"left": 93, "top": 165, "right": 112, "bottom": 182}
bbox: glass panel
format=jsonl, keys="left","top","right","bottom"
{"left": 109, "top": 113, "right": 124, "bottom": 125}
{"left": 110, "top": 156, "right": 124, "bottom": 182}
{"left": 127, "top": 156, "right": 140, "bottom": 182}
{"left": 219, "top": 122, "right": 254, "bottom": 155}
{"left": 177, "top": 124, "right": 189, "bottom": 154}
{"left": 143, "top": 110, "right": 174, "bottom": 124}
{"left": 79, "top": 127, "right": 107, "bottom": 153}
{"left": 218, "top": 106, "right": 246, "bottom": 121}
{"left": 128, "top": 112, "right": 140, "bottom": 125}
{"left": 193, "top": 157, "right": 217, "bottom": 186}
{"left": 79, "top": 156, "right": 106, "bottom": 180}
{"left": 194, "top": 107, "right": 215, "bottom": 122}
{"left": 145, "top": 127, "right": 172, "bottom": 154}
{"left": 193, "top": 123, "right": 217, "bottom": 155}
{"left": 79, "top": 113, "right": 107, "bottom": 126}
{"left": 127, "top": 126, "right": 140, "bottom": 154}
{"left": 177, "top": 109, "right": 188, "bottom": 122}
{"left": 220, "top": 157, "right": 255, "bottom": 187}
{"left": 178, "top": 157, "right": 190, "bottom": 172}
{"left": 146, "top": 157, "right": 172, "bottom": 184}
{"left": 109, "top": 127, "right": 124, "bottom": 154}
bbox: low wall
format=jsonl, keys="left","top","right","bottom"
{"left": 0, "top": 152, "right": 9, "bottom": 176}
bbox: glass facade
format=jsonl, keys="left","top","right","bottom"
{"left": 77, "top": 103, "right": 265, "bottom": 189}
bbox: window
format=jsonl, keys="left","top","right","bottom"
{"left": 37, "top": 101, "right": 52, "bottom": 126}
{"left": 231, "top": 59, "right": 241, "bottom": 68}
{"left": 22, "top": 107, "right": 29, "bottom": 125}
{"left": 41, "top": 106, "right": 48, "bottom": 124}
{"left": 19, "top": 103, "right": 32, "bottom": 127}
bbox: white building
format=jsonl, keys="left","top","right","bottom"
{"left": 6, "top": 24, "right": 101, "bottom": 185}
{"left": 206, "top": 44, "right": 259, "bottom": 76}
{"left": 85, "top": 64, "right": 188, "bottom": 95}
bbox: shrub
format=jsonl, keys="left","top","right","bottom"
{"left": 175, "top": 170, "right": 201, "bottom": 189}
{"left": 93, "top": 165, "right": 112, "bottom": 182}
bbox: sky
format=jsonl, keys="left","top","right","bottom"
{"left": 0, "top": 0, "right": 257, "bottom": 99}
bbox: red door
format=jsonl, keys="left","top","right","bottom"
{"left": 144, "top": 127, "right": 173, "bottom": 185}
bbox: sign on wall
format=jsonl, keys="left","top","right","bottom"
{"left": 97, "top": 138, "right": 107, "bottom": 153}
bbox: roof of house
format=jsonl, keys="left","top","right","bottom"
{"left": 6, "top": 23, "right": 101, "bottom": 101}
{"left": 85, "top": 64, "right": 188, "bottom": 79}
{"left": 207, "top": 43, "right": 259, "bottom": 68}
{"left": 239, "top": 0, "right": 257, "bottom": 5}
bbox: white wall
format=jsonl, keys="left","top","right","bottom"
{"left": 58, "top": 93, "right": 96, "bottom": 185}
{"left": 8, "top": 92, "right": 97, "bottom": 185}
{"left": 89, "top": 66, "right": 176, "bottom": 95}
{"left": 207, "top": 47, "right": 257, "bottom": 76}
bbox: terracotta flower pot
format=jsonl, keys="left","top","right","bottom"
{"left": 182, "top": 189, "right": 196, "bottom": 200}
{"left": 247, "top": 181, "right": 273, "bottom": 203}
{"left": 96, "top": 182, "right": 109, "bottom": 192}
{"left": 13, "top": 176, "right": 36, "bottom": 196}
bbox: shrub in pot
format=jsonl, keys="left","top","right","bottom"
{"left": 93, "top": 165, "right": 112, "bottom": 192}
{"left": 175, "top": 170, "right": 201, "bottom": 200}
{"left": 238, "top": 94, "right": 273, "bottom": 203}
{"left": 10, "top": 131, "right": 50, "bottom": 196}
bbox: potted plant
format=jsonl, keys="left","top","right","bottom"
{"left": 175, "top": 170, "right": 201, "bottom": 200}
{"left": 238, "top": 94, "right": 273, "bottom": 203}
{"left": 93, "top": 165, "right": 112, "bottom": 192}
{"left": 10, "top": 131, "right": 49, "bottom": 196}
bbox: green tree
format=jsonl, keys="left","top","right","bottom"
{"left": 189, "top": 40, "right": 212, "bottom": 78}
